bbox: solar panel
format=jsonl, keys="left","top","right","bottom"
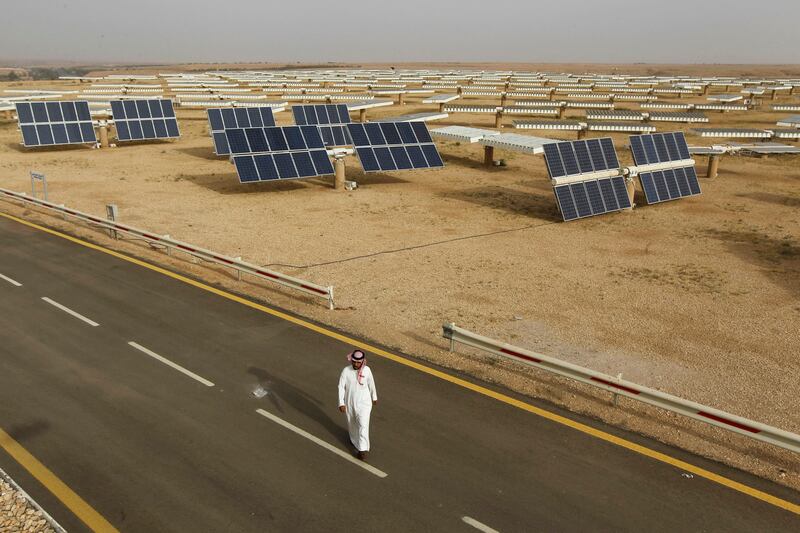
{"left": 111, "top": 99, "right": 180, "bottom": 142}
{"left": 553, "top": 176, "right": 632, "bottom": 221}
{"left": 292, "top": 103, "right": 351, "bottom": 126}
{"left": 346, "top": 122, "right": 444, "bottom": 172}
{"left": 207, "top": 106, "right": 276, "bottom": 155}
{"left": 225, "top": 125, "right": 334, "bottom": 183}
{"left": 292, "top": 104, "right": 352, "bottom": 146}
{"left": 629, "top": 132, "right": 691, "bottom": 165}
{"left": 637, "top": 167, "right": 701, "bottom": 204}
{"left": 629, "top": 132, "right": 700, "bottom": 204}
{"left": 15, "top": 101, "right": 96, "bottom": 147}
{"left": 542, "top": 138, "right": 620, "bottom": 179}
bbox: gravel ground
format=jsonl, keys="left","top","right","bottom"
{"left": 0, "top": 469, "right": 61, "bottom": 533}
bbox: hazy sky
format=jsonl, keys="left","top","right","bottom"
{"left": 3, "top": 0, "right": 798, "bottom": 64}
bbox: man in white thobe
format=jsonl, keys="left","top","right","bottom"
{"left": 338, "top": 349, "right": 377, "bottom": 460}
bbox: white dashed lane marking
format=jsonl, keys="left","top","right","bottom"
{"left": 41, "top": 297, "right": 99, "bottom": 327}
{"left": 128, "top": 341, "right": 215, "bottom": 387}
{"left": 0, "top": 273, "right": 22, "bottom": 286}
{"left": 256, "top": 408, "right": 388, "bottom": 479}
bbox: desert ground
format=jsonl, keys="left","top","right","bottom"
{"left": 1, "top": 63, "right": 798, "bottom": 488}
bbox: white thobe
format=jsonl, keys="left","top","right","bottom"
{"left": 337, "top": 365, "right": 377, "bottom": 452}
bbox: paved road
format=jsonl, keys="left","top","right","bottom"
{"left": 0, "top": 214, "right": 798, "bottom": 532}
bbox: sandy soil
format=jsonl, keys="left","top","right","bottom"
{"left": 1, "top": 69, "right": 798, "bottom": 490}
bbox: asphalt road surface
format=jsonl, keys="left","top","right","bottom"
{"left": 1, "top": 213, "right": 798, "bottom": 532}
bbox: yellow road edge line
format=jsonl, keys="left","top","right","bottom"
{"left": 2, "top": 210, "right": 799, "bottom": 516}
{"left": 0, "top": 426, "right": 119, "bottom": 532}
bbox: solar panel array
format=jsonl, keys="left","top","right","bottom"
{"left": 207, "top": 106, "right": 275, "bottom": 155}
{"left": 292, "top": 104, "right": 352, "bottom": 146}
{"left": 225, "top": 125, "right": 334, "bottom": 183}
{"left": 15, "top": 101, "right": 96, "bottom": 147}
{"left": 629, "top": 132, "right": 701, "bottom": 204}
{"left": 346, "top": 122, "right": 444, "bottom": 172}
{"left": 542, "top": 138, "right": 630, "bottom": 221}
{"left": 110, "top": 99, "right": 179, "bottom": 141}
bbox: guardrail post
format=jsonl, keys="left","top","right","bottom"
{"left": 442, "top": 322, "right": 455, "bottom": 352}
{"left": 612, "top": 373, "right": 623, "bottom": 406}
{"left": 235, "top": 257, "right": 243, "bottom": 280}
{"left": 327, "top": 286, "right": 335, "bottom": 310}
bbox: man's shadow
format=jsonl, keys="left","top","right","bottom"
{"left": 247, "top": 366, "right": 352, "bottom": 449}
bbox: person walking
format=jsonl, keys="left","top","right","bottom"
{"left": 337, "top": 349, "right": 377, "bottom": 460}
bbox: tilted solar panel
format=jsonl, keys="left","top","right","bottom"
{"left": 224, "top": 125, "right": 333, "bottom": 183}
{"left": 554, "top": 176, "right": 631, "bottom": 221}
{"left": 207, "top": 106, "right": 275, "bottom": 155}
{"left": 628, "top": 132, "right": 700, "bottom": 204}
{"left": 15, "top": 101, "right": 96, "bottom": 147}
{"left": 628, "top": 131, "right": 690, "bottom": 166}
{"left": 637, "top": 167, "right": 701, "bottom": 204}
{"left": 542, "top": 138, "right": 619, "bottom": 179}
{"left": 111, "top": 99, "right": 180, "bottom": 142}
{"left": 346, "top": 122, "right": 443, "bottom": 173}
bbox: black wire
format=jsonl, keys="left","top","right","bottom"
{"left": 263, "top": 220, "right": 560, "bottom": 269}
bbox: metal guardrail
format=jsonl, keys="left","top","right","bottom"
{"left": 443, "top": 322, "right": 800, "bottom": 454}
{"left": 1, "top": 187, "right": 335, "bottom": 309}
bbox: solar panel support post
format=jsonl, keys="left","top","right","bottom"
{"left": 359, "top": 109, "right": 367, "bottom": 122}
{"left": 98, "top": 123, "right": 109, "bottom": 148}
{"left": 557, "top": 106, "right": 565, "bottom": 119}
{"left": 438, "top": 103, "right": 445, "bottom": 113}
{"left": 334, "top": 156, "right": 346, "bottom": 191}
{"left": 397, "top": 93, "right": 404, "bottom": 106}
{"left": 706, "top": 154, "right": 720, "bottom": 179}
{"left": 483, "top": 146, "right": 495, "bottom": 167}
{"left": 624, "top": 175, "right": 635, "bottom": 209}
{"left": 576, "top": 128, "right": 587, "bottom": 140}
{"left": 494, "top": 110, "right": 503, "bottom": 129}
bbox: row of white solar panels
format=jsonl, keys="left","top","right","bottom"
{"left": 15, "top": 99, "right": 180, "bottom": 147}
{"left": 542, "top": 132, "right": 700, "bottom": 222}
{"left": 207, "top": 104, "right": 444, "bottom": 183}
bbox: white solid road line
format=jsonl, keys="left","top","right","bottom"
{"left": 462, "top": 516, "right": 500, "bottom": 533}
{"left": 255, "top": 408, "right": 388, "bottom": 479}
{"left": 0, "top": 273, "right": 22, "bottom": 287}
{"left": 41, "top": 297, "right": 99, "bottom": 327}
{"left": 128, "top": 341, "right": 215, "bottom": 387}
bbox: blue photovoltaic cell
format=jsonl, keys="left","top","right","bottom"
{"left": 553, "top": 176, "right": 632, "bottom": 222}
{"left": 542, "top": 138, "right": 620, "bottom": 179}
{"left": 111, "top": 99, "right": 180, "bottom": 142}
{"left": 310, "top": 150, "right": 335, "bottom": 175}
{"left": 234, "top": 156, "right": 260, "bottom": 182}
{"left": 345, "top": 122, "right": 444, "bottom": 173}
{"left": 254, "top": 155, "right": 279, "bottom": 181}
{"left": 14, "top": 100, "right": 97, "bottom": 147}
